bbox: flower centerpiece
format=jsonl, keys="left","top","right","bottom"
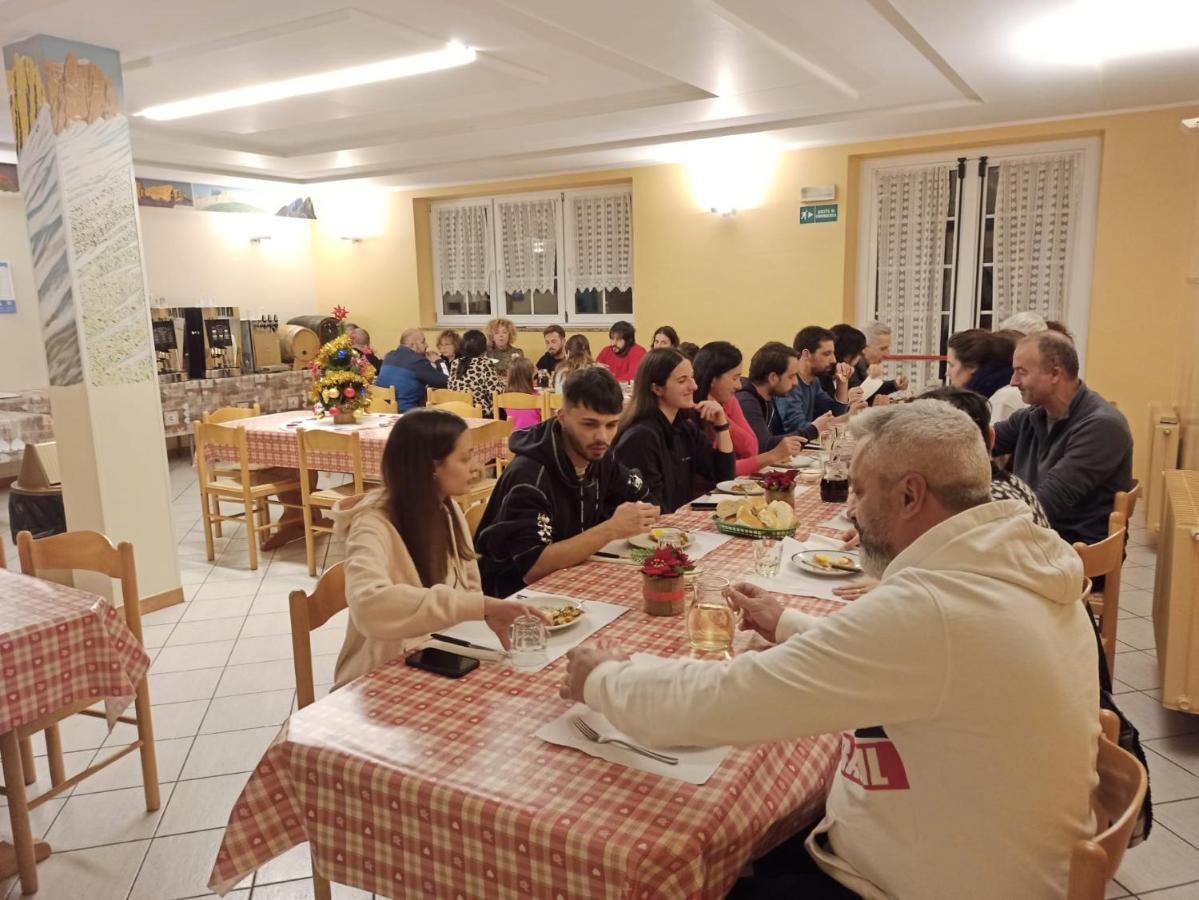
{"left": 639, "top": 546, "right": 695, "bottom": 617}
{"left": 306, "top": 306, "right": 377, "bottom": 424}
{"left": 761, "top": 468, "right": 799, "bottom": 505}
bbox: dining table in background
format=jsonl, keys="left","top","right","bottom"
{"left": 209, "top": 488, "right": 852, "bottom": 900}
{"left": 0, "top": 568, "right": 151, "bottom": 893}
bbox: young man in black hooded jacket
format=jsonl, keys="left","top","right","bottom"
{"left": 476, "top": 367, "right": 659, "bottom": 597}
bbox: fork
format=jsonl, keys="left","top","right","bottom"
{"left": 571, "top": 717, "right": 679, "bottom": 765}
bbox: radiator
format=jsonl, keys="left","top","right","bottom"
{"left": 1155, "top": 471, "right": 1199, "bottom": 713}
{"left": 1146, "top": 404, "right": 1181, "bottom": 535}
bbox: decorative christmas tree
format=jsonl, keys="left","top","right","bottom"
{"left": 306, "top": 306, "right": 377, "bottom": 423}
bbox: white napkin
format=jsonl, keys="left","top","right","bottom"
{"left": 818, "top": 510, "right": 854, "bottom": 531}
{"left": 743, "top": 536, "right": 866, "bottom": 602}
{"left": 591, "top": 531, "right": 731, "bottom": 564}
{"left": 435, "top": 590, "right": 628, "bottom": 673}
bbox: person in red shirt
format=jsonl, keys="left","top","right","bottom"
{"left": 693, "top": 341, "right": 805, "bottom": 477}
{"left": 596, "top": 320, "right": 646, "bottom": 382}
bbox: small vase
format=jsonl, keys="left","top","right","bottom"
{"left": 764, "top": 488, "right": 794, "bottom": 506}
{"left": 332, "top": 410, "right": 356, "bottom": 425}
{"left": 642, "top": 574, "right": 685, "bottom": 616}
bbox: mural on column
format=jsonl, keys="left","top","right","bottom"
{"left": 3, "top": 35, "right": 155, "bottom": 387}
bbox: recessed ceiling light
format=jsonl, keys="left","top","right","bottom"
{"left": 1013, "top": 0, "right": 1199, "bottom": 65}
{"left": 136, "top": 41, "right": 477, "bottom": 121}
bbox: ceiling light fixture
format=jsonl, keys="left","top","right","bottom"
{"left": 1013, "top": 0, "right": 1199, "bottom": 65}
{"left": 136, "top": 41, "right": 477, "bottom": 121}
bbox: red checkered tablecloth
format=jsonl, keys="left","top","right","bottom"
{"left": 204, "top": 411, "right": 504, "bottom": 478}
{"left": 0, "top": 569, "right": 150, "bottom": 735}
{"left": 209, "top": 488, "right": 850, "bottom": 898}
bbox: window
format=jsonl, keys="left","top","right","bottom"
{"left": 432, "top": 185, "right": 632, "bottom": 326}
{"left": 857, "top": 139, "right": 1100, "bottom": 384}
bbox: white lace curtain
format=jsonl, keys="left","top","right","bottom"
{"left": 874, "top": 164, "right": 951, "bottom": 387}
{"left": 498, "top": 198, "right": 557, "bottom": 293}
{"left": 571, "top": 191, "right": 632, "bottom": 292}
{"left": 435, "top": 203, "right": 491, "bottom": 296}
{"left": 992, "top": 152, "right": 1080, "bottom": 324}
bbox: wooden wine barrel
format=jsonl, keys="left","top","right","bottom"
{"left": 278, "top": 324, "right": 320, "bottom": 365}
{"left": 287, "top": 315, "right": 340, "bottom": 344}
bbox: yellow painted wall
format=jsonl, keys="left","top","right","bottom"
{"left": 313, "top": 103, "right": 1199, "bottom": 479}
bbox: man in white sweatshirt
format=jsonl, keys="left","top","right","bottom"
{"left": 562, "top": 402, "right": 1099, "bottom": 899}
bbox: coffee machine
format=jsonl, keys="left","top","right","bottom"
{"left": 149, "top": 305, "right": 186, "bottom": 383}
{"left": 182, "top": 306, "right": 242, "bottom": 379}
{"left": 239, "top": 315, "right": 284, "bottom": 372}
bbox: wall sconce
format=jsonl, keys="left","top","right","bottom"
{"left": 684, "top": 135, "right": 780, "bottom": 215}
{"left": 340, "top": 236, "right": 365, "bottom": 244}
{"left": 710, "top": 206, "right": 736, "bottom": 217}
{"left": 249, "top": 235, "right": 272, "bottom": 244}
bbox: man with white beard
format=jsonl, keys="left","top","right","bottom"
{"left": 560, "top": 402, "right": 1099, "bottom": 899}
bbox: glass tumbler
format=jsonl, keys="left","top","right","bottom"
{"left": 509, "top": 614, "right": 548, "bottom": 670}
{"left": 752, "top": 538, "right": 783, "bottom": 577}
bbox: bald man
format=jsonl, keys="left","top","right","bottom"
{"left": 375, "top": 328, "right": 448, "bottom": 411}
{"left": 560, "top": 402, "right": 1098, "bottom": 899}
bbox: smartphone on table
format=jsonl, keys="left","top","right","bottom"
{"left": 405, "top": 647, "right": 479, "bottom": 679}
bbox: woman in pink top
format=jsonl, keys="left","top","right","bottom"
{"left": 596, "top": 320, "right": 647, "bottom": 382}
{"left": 693, "top": 341, "right": 804, "bottom": 475}
{"left": 501, "top": 356, "right": 542, "bottom": 431}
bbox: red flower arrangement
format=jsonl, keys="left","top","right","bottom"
{"left": 761, "top": 469, "right": 799, "bottom": 492}
{"left": 638, "top": 546, "right": 694, "bottom": 579}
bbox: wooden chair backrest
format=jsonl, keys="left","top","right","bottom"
{"left": 17, "top": 530, "right": 143, "bottom": 643}
{"left": 202, "top": 404, "right": 261, "bottom": 424}
{"left": 193, "top": 420, "right": 251, "bottom": 488}
{"left": 1066, "top": 709, "right": 1148, "bottom": 899}
{"left": 428, "top": 388, "right": 473, "bottom": 406}
{"left": 464, "top": 501, "right": 486, "bottom": 538}
{"left": 288, "top": 562, "right": 347, "bottom": 710}
{"left": 543, "top": 392, "right": 566, "bottom": 415}
{"left": 1074, "top": 522, "right": 1125, "bottom": 677}
{"left": 1113, "top": 481, "right": 1142, "bottom": 525}
{"left": 296, "top": 428, "right": 365, "bottom": 497}
{"left": 466, "top": 419, "right": 513, "bottom": 456}
{"left": 366, "top": 384, "right": 396, "bottom": 414}
{"left": 493, "top": 392, "right": 543, "bottom": 421}
{"left": 433, "top": 400, "right": 483, "bottom": 419}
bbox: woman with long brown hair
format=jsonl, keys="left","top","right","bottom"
{"left": 613, "top": 347, "right": 735, "bottom": 513}
{"left": 553, "top": 334, "right": 595, "bottom": 391}
{"left": 331, "top": 409, "right": 541, "bottom": 687}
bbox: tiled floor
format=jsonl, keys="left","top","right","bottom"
{"left": 0, "top": 458, "right": 1195, "bottom": 899}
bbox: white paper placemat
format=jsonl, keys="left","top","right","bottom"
{"left": 591, "top": 530, "right": 731, "bottom": 564}
{"left": 435, "top": 590, "right": 628, "bottom": 673}
{"left": 744, "top": 536, "right": 866, "bottom": 602}
{"left": 818, "top": 510, "right": 854, "bottom": 531}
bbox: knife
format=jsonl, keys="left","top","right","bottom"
{"left": 430, "top": 633, "right": 498, "bottom": 653}
{"left": 594, "top": 551, "right": 624, "bottom": 559}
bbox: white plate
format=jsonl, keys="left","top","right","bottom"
{"left": 787, "top": 454, "right": 819, "bottom": 469}
{"left": 627, "top": 528, "right": 692, "bottom": 550}
{"left": 520, "top": 595, "right": 586, "bottom": 631}
{"left": 792, "top": 550, "right": 862, "bottom": 577}
{"left": 717, "top": 479, "right": 764, "bottom": 496}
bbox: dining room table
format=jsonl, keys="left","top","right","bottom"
{"left": 208, "top": 483, "right": 855, "bottom": 899}
{"left": 0, "top": 568, "right": 151, "bottom": 894}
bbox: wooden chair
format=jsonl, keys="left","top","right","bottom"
{"left": 1113, "top": 480, "right": 1142, "bottom": 526}
{"left": 1066, "top": 709, "right": 1148, "bottom": 900}
{"left": 543, "top": 391, "right": 566, "bottom": 417}
{"left": 463, "top": 501, "right": 487, "bottom": 538}
{"left": 428, "top": 388, "right": 473, "bottom": 406}
{"left": 366, "top": 384, "right": 396, "bottom": 414}
{"left": 433, "top": 400, "right": 483, "bottom": 419}
{"left": 202, "top": 405, "right": 264, "bottom": 537}
{"left": 13, "top": 531, "right": 160, "bottom": 818}
{"left": 1074, "top": 515, "right": 1126, "bottom": 678}
{"left": 492, "top": 392, "right": 542, "bottom": 472}
{"left": 202, "top": 403, "right": 261, "bottom": 424}
{"left": 287, "top": 562, "right": 346, "bottom": 900}
{"left": 194, "top": 422, "right": 302, "bottom": 570}
{"left": 296, "top": 429, "right": 366, "bottom": 577}
{"left": 454, "top": 420, "right": 514, "bottom": 509}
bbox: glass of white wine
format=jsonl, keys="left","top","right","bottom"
{"left": 686, "top": 575, "right": 738, "bottom": 657}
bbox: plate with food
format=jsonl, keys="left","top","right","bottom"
{"left": 792, "top": 550, "right": 862, "bottom": 577}
{"left": 521, "top": 596, "right": 586, "bottom": 631}
{"left": 627, "top": 527, "right": 692, "bottom": 550}
{"left": 717, "top": 479, "right": 765, "bottom": 496}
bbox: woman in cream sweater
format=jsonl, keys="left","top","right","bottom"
{"left": 331, "top": 408, "right": 540, "bottom": 688}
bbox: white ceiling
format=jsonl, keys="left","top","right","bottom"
{"left": 2, "top": 0, "right": 1198, "bottom": 187}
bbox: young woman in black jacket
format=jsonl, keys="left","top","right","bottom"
{"left": 613, "top": 347, "right": 735, "bottom": 513}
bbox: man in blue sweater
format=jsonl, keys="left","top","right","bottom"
{"left": 776, "top": 326, "right": 859, "bottom": 440}
{"left": 375, "top": 329, "right": 448, "bottom": 411}
{"left": 993, "top": 331, "right": 1133, "bottom": 546}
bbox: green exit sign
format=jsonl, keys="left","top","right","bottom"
{"left": 800, "top": 203, "right": 838, "bottom": 224}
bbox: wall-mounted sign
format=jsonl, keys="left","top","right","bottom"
{"left": 800, "top": 203, "right": 838, "bottom": 224}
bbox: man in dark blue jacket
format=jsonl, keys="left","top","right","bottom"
{"left": 375, "top": 329, "right": 447, "bottom": 411}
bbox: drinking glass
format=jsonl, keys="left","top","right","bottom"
{"left": 752, "top": 538, "right": 782, "bottom": 577}
{"left": 686, "top": 575, "right": 737, "bottom": 656}
{"left": 509, "top": 614, "right": 548, "bottom": 670}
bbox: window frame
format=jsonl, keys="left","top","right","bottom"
{"left": 561, "top": 184, "right": 634, "bottom": 327}
{"left": 431, "top": 195, "right": 496, "bottom": 327}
